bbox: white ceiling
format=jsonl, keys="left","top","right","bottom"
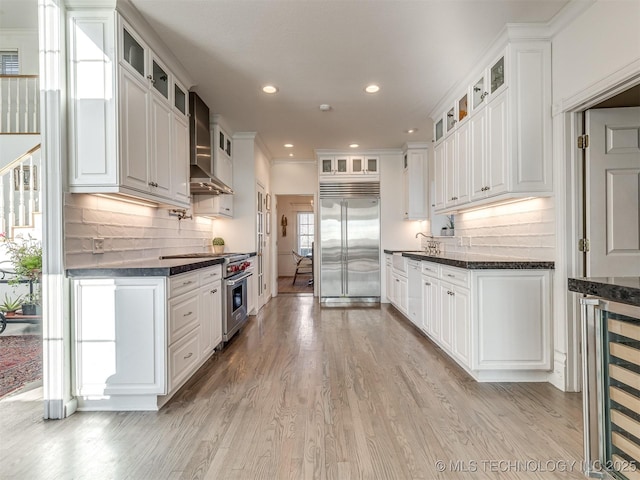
{"left": 5, "top": 0, "right": 571, "bottom": 160}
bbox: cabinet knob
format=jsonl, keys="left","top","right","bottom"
{"left": 211, "top": 289, "right": 217, "bottom": 294}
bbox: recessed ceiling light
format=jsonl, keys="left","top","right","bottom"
{"left": 405, "top": 128, "right": 418, "bottom": 134}
{"left": 319, "top": 104, "right": 332, "bottom": 111}
{"left": 349, "top": 143, "right": 359, "bottom": 148}
{"left": 289, "top": 153, "right": 294, "bottom": 157}
{"left": 284, "top": 143, "right": 293, "bottom": 148}
{"left": 262, "top": 85, "right": 278, "bottom": 94}
{"left": 364, "top": 84, "right": 380, "bottom": 94}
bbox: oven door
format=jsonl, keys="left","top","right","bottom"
{"left": 223, "top": 272, "right": 251, "bottom": 341}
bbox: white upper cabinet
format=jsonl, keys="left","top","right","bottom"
{"left": 431, "top": 33, "right": 551, "bottom": 213}
{"left": 68, "top": 10, "right": 192, "bottom": 209}
{"left": 193, "top": 119, "right": 234, "bottom": 218}
{"left": 402, "top": 144, "right": 428, "bottom": 220}
{"left": 318, "top": 154, "right": 379, "bottom": 178}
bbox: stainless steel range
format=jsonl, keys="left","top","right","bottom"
{"left": 160, "top": 252, "right": 252, "bottom": 342}
{"left": 220, "top": 254, "right": 252, "bottom": 341}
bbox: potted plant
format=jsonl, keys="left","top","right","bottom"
{"left": 440, "top": 215, "right": 455, "bottom": 237}
{"left": 0, "top": 293, "right": 24, "bottom": 316}
{"left": 212, "top": 237, "right": 225, "bottom": 254}
{"left": 0, "top": 234, "right": 42, "bottom": 315}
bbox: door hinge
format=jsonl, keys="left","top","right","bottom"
{"left": 579, "top": 238, "right": 590, "bottom": 253}
{"left": 577, "top": 134, "right": 589, "bottom": 149}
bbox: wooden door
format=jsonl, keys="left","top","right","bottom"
{"left": 586, "top": 107, "right": 640, "bottom": 276}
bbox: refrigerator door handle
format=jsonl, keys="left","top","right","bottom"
{"left": 343, "top": 200, "right": 348, "bottom": 296}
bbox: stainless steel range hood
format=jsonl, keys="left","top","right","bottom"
{"left": 189, "top": 92, "right": 233, "bottom": 195}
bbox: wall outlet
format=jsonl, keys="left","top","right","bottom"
{"left": 92, "top": 237, "right": 105, "bottom": 254}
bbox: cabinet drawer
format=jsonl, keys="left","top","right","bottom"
{"left": 169, "top": 272, "right": 199, "bottom": 298}
{"left": 440, "top": 266, "right": 470, "bottom": 288}
{"left": 168, "top": 292, "right": 199, "bottom": 344}
{"left": 199, "top": 265, "right": 222, "bottom": 285}
{"left": 421, "top": 261, "right": 439, "bottom": 277}
{"left": 168, "top": 328, "right": 201, "bottom": 392}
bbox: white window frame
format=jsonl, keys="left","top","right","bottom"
{"left": 297, "top": 212, "right": 314, "bottom": 257}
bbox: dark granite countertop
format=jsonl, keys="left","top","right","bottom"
{"left": 568, "top": 277, "right": 640, "bottom": 307}
{"left": 66, "top": 257, "right": 226, "bottom": 278}
{"left": 383, "top": 249, "right": 554, "bottom": 270}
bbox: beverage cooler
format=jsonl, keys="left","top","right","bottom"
{"left": 581, "top": 298, "right": 640, "bottom": 479}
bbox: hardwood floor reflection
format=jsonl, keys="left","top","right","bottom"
{"left": 277, "top": 275, "right": 313, "bottom": 294}
{"left": 0, "top": 296, "right": 584, "bottom": 479}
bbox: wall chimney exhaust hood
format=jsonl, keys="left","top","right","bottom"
{"left": 189, "top": 92, "right": 233, "bottom": 195}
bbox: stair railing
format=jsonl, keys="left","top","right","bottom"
{"left": 0, "top": 75, "right": 40, "bottom": 134}
{"left": 0, "top": 144, "right": 41, "bottom": 236}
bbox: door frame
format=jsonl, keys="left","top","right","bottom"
{"left": 554, "top": 63, "right": 640, "bottom": 392}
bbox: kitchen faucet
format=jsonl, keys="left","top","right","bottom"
{"left": 415, "top": 232, "right": 430, "bottom": 239}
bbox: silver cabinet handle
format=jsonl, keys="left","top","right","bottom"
{"left": 211, "top": 289, "right": 217, "bottom": 294}
{"left": 446, "top": 274, "right": 455, "bottom": 278}
{"left": 182, "top": 280, "right": 194, "bottom": 286}
{"left": 184, "top": 352, "right": 193, "bottom": 359}
{"left": 424, "top": 282, "right": 431, "bottom": 286}
{"left": 183, "top": 311, "right": 193, "bottom": 317}
{"left": 480, "top": 91, "right": 488, "bottom": 100}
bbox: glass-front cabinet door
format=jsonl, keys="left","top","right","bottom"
{"left": 351, "top": 156, "right": 363, "bottom": 174}
{"left": 122, "top": 27, "right": 145, "bottom": 78}
{"left": 458, "top": 93, "right": 468, "bottom": 123}
{"left": 472, "top": 76, "right": 486, "bottom": 110}
{"left": 336, "top": 156, "right": 348, "bottom": 173}
{"left": 174, "top": 83, "right": 186, "bottom": 116}
{"left": 365, "top": 156, "right": 378, "bottom": 174}
{"left": 151, "top": 58, "right": 169, "bottom": 99}
{"left": 598, "top": 301, "right": 640, "bottom": 480}
{"left": 490, "top": 56, "right": 505, "bottom": 95}
{"left": 320, "top": 157, "right": 333, "bottom": 174}
{"left": 435, "top": 118, "right": 444, "bottom": 142}
{"left": 446, "top": 106, "right": 456, "bottom": 132}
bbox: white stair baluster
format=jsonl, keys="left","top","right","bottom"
{"left": 28, "top": 154, "right": 35, "bottom": 225}
{"left": 0, "top": 173, "right": 5, "bottom": 234}
{"left": 18, "top": 164, "right": 25, "bottom": 226}
{"left": 8, "top": 165, "right": 15, "bottom": 237}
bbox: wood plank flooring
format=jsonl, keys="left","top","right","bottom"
{"left": 278, "top": 275, "right": 314, "bottom": 294}
{"left": 0, "top": 296, "right": 584, "bottom": 479}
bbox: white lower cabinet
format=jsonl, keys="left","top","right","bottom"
{"left": 388, "top": 258, "right": 552, "bottom": 381}
{"left": 73, "top": 264, "right": 224, "bottom": 411}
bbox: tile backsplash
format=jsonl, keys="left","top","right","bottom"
{"left": 64, "top": 193, "right": 214, "bottom": 268}
{"left": 424, "top": 197, "right": 555, "bottom": 260}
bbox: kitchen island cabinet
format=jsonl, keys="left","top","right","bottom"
{"left": 385, "top": 250, "right": 553, "bottom": 381}
{"left": 69, "top": 260, "right": 224, "bottom": 411}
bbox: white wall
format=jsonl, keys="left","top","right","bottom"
{"left": 0, "top": 29, "right": 39, "bottom": 74}
{"left": 271, "top": 160, "right": 317, "bottom": 194}
{"left": 64, "top": 193, "right": 214, "bottom": 268}
{"left": 552, "top": 0, "right": 640, "bottom": 105}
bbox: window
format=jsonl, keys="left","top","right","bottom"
{"left": 297, "top": 212, "right": 314, "bottom": 257}
{"left": 0, "top": 51, "right": 19, "bottom": 75}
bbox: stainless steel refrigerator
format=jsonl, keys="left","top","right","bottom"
{"left": 319, "top": 183, "right": 380, "bottom": 303}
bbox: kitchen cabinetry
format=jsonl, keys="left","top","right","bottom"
{"left": 385, "top": 255, "right": 395, "bottom": 304}
{"left": 68, "top": 10, "right": 191, "bottom": 209}
{"left": 421, "top": 263, "right": 439, "bottom": 338}
{"left": 388, "top": 255, "right": 552, "bottom": 382}
{"left": 318, "top": 155, "right": 379, "bottom": 177}
{"left": 193, "top": 120, "right": 235, "bottom": 218}
{"left": 431, "top": 36, "right": 551, "bottom": 213}
{"left": 72, "top": 264, "right": 223, "bottom": 411}
{"left": 402, "top": 144, "right": 428, "bottom": 220}
{"left": 388, "top": 254, "right": 408, "bottom": 315}
{"left": 73, "top": 277, "right": 166, "bottom": 410}
{"left": 407, "top": 259, "right": 423, "bottom": 327}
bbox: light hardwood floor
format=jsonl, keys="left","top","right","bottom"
{"left": 0, "top": 296, "right": 584, "bottom": 479}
